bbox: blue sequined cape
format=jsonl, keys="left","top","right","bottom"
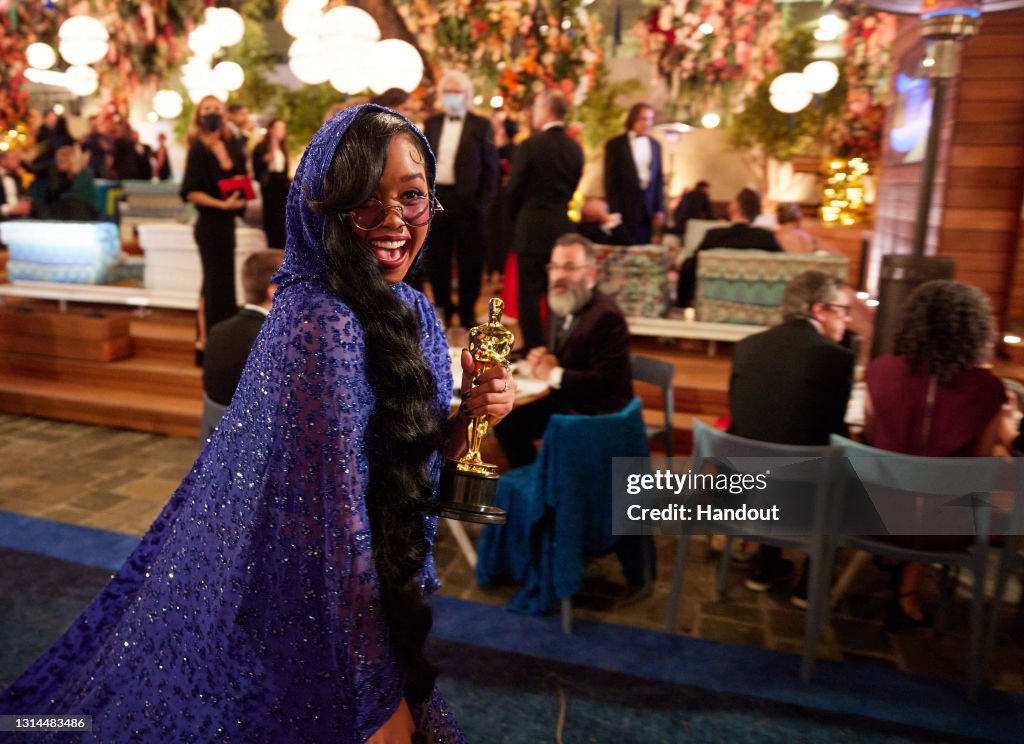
{"left": 0, "top": 105, "right": 466, "bottom": 743}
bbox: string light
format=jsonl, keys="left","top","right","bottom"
{"left": 822, "top": 157, "right": 870, "bottom": 225}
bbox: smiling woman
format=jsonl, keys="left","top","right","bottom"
{"left": 0, "top": 105, "right": 516, "bottom": 744}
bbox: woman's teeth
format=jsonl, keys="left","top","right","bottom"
{"left": 371, "top": 239, "right": 406, "bottom": 250}
{"left": 370, "top": 239, "right": 407, "bottom": 261}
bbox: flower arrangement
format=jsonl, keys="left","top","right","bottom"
{"left": 635, "top": 0, "right": 781, "bottom": 119}
{"left": 822, "top": 4, "right": 896, "bottom": 162}
{"left": 397, "top": 0, "right": 603, "bottom": 110}
{"left": 97, "top": 0, "right": 206, "bottom": 97}
{"left": 0, "top": 0, "right": 60, "bottom": 133}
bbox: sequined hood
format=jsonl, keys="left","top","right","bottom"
{"left": 276, "top": 103, "right": 437, "bottom": 289}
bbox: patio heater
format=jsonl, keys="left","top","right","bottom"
{"left": 870, "top": 0, "right": 980, "bottom": 357}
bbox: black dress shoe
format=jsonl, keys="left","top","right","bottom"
{"left": 745, "top": 558, "right": 795, "bottom": 593}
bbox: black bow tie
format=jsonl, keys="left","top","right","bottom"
{"left": 447, "top": 116, "right": 462, "bottom": 122}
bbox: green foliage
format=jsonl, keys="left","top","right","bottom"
{"left": 277, "top": 85, "right": 351, "bottom": 157}
{"left": 726, "top": 28, "right": 844, "bottom": 161}
{"left": 572, "top": 65, "right": 643, "bottom": 158}
{"left": 219, "top": 17, "right": 285, "bottom": 117}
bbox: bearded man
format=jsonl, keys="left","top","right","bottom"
{"left": 493, "top": 232, "right": 649, "bottom": 599}
{"left": 494, "top": 233, "right": 633, "bottom": 469}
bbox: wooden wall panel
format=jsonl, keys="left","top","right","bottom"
{"left": 871, "top": 10, "right": 1024, "bottom": 330}
{"left": 1009, "top": 222, "right": 1024, "bottom": 321}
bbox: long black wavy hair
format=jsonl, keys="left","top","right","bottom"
{"left": 311, "top": 108, "right": 441, "bottom": 705}
{"left": 892, "top": 280, "right": 994, "bottom": 385}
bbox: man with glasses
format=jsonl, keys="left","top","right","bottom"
{"left": 727, "top": 270, "right": 855, "bottom": 605}
{"left": 494, "top": 233, "right": 633, "bottom": 468}
{"left": 495, "top": 233, "right": 649, "bottom": 598}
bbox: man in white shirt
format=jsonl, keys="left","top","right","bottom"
{"left": 422, "top": 70, "right": 499, "bottom": 327}
{"left": 603, "top": 103, "right": 665, "bottom": 245}
{"left": 0, "top": 149, "right": 31, "bottom": 220}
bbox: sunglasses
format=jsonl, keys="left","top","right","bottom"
{"left": 342, "top": 196, "right": 443, "bottom": 231}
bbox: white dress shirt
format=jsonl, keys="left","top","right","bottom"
{"left": 628, "top": 132, "right": 652, "bottom": 189}
{"left": 1, "top": 171, "right": 19, "bottom": 216}
{"left": 436, "top": 117, "right": 465, "bottom": 186}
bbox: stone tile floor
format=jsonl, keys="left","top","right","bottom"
{"left": 1, "top": 413, "right": 1021, "bottom": 695}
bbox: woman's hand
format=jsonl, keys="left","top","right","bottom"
{"left": 221, "top": 191, "right": 245, "bottom": 210}
{"left": 366, "top": 698, "right": 414, "bottom": 744}
{"left": 459, "top": 349, "right": 516, "bottom": 426}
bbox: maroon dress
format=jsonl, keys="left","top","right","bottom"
{"left": 865, "top": 354, "right": 1005, "bottom": 457}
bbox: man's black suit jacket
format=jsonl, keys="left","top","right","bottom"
{"left": 547, "top": 289, "right": 633, "bottom": 415}
{"left": 203, "top": 307, "right": 267, "bottom": 405}
{"left": 423, "top": 112, "right": 498, "bottom": 207}
{"left": 698, "top": 223, "right": 782, "bottom": 253}
{"left": 506, "top": 125, "right": 584, "bottom": 256}
{"left": 603, "top": 132, "right": 664, "bottom": 245}
{"left": 729, "top": 318, "right": 854, "bottom": 446}
{"left": 676, "top": 221, "right": 782, "bottom": 307}
{"left": 670, "top": 188, "right": 712, "bottom": 236}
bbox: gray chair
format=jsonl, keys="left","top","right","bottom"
{"left": 630, "top": 354, "right": 675, "bottom": 458}
{"left": 981, "top": 463, "right": 1024, "bottom": 685}
{"left": 665, "top": 418, "right": 841, "bottom": 681}
{"left": 831, "top": 434, "right": 1011, "bottom": 699}
{"left": 199, "top": 393, "right": 228, "bottom": 445}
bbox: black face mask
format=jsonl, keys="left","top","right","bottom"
{"left": 200, "top": 113, "right": 223, "bottom": 132}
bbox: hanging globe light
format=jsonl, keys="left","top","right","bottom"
{"left": 367, "top": 39, "right": 423, "bottom": 94}
{"left": 802, "top": 60, "right": 840, "bottom": 94}
{"left": 768, "top": 72, "right": 812, "bottom": 114}
{"left": 321, "top": 5, "right": 381, "bottom": 43}
{"left": 329, "top": 62, "right": 370, "bottom": 95}
{"left": 282, "top": 0, "right": 328, "bottom": 38}
{"left": 213, "top": 60, "right": 245, "bottom": 91}
{"left": 181, "top": 59, "right": 214, "bottom": 91}
{"left": 206, "top": 7, "right": 245, "bottom": 47}
{"left": 65, "top": 65, "right": 99, "bottom": 97}
{"left": 26, "top": 42, "right": 57, "bottom": 71}
{"left": 58, "top": 15, "right": 109, "bottom": 66}
{"left": 153, "top": 90, "right": 184, "bottom": 119}
{"left": 288, "top": 36, "right": 330, "bottom": 85}
{"left": 188, "top": 24, "right": 222, "bottom": 60}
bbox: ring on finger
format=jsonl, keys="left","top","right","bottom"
{"left": 502, "top": 379, "right": 509, "bottom": 393}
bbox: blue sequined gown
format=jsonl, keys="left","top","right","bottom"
{"left": 0, "top": 105, "right": 467, "bottom": 743}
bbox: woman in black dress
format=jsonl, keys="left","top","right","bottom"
{"left": 180, "top": 95, "right": 247, "bottom": 362}
{"left": 252, "top": 118, "right": 290, "bottom": 250}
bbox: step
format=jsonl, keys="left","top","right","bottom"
{"left": 0, "top": 376, "right": 200, "bottom": 438}
{"left": 0, "top": 306, "right": 133, "bottom": 362}
{"left": 0, "top": 351, "right": 202, "bottom": 398}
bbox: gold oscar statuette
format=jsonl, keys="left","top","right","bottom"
{"left": 437, "top": 298, "right": 514, "bottom": 524}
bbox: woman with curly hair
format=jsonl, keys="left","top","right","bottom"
{"left": 864, "top": 280, "right": 1005, "bottom": 629}
{"left": 1, "top": 105, "right": 516, "bottom": 742}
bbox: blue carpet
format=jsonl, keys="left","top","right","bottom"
{"left": 1, "top": 511, "right": 1022, "bottom": 742}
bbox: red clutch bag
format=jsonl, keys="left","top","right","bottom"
{"left": 217, "top": 175, "right": 255, "bottom": 200}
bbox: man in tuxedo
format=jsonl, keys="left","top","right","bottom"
{"left": 495, "top": 233, "right": 650, "bottom": 595}
{"left": 506, "top": 90, "right": 584, "bottom": 349}
{"left": 225, "top": 104, "right": 252, "bottom": 172}
{"left": 202, "top": 250, "right": 284, "bottom": 406}
{"left": 728, "top": 270, "right": 854, "bottom": 605}
{"left": 603, "top": 103, "right": 664, "bottom": 245}
{"left": 0, "top": 149, "right": 31, "bottom": 220}
{"left": 422, "top": 70, "right": 499, "bottom": 326}
{"left": 670, "top": 179, "right": 712, "bottom": 236}
{"left": 676, "top": 187, "right": 781, "bottom": 307}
